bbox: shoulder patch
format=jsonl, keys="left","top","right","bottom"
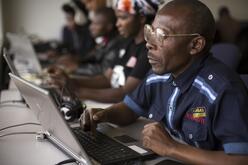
{"left": 193, "top": 76, "right": 218, "bottom": 104}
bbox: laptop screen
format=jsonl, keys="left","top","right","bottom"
{"left": 6, "top": 33, "right": 42, "bottom": 74}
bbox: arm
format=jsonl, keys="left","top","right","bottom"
{"left": 80, "top": 102, "right": 139, "bottom": 132}
{"left": 142, "top": 122, "right": 248, "bottom": 165}
{"left": 70, "top": 75, "right": 111, "bottom": 89}
{"left": 103, "top": 102, "right": 139, "bottom": 126}
{"left": 69, "top": 68, "right": 113, "bottom": 89}
{"left": 76, "top": 76, "right": 142, "bottom": 103}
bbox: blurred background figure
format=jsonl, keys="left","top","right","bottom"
{"left": 75, "top": 7, "right": 122, "bottom": 76}
{"left": 216, "top": 6, "right": 241, "bottom": 43}
{"left": 81, "top": 0, "right": 107, "bottom": 20}
{"left": 60, "top": 3, "right": 95, "bottom": 56}
{"left": 46, "top": 0, "right": 161, "bottom": 103}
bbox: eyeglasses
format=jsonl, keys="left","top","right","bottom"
{"left": 144, "top": 24, "right": 200, "bottom": 47}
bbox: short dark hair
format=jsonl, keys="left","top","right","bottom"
{"left": 94, "top": 7, "right": 117, "bottom": 25}
{"left": 159, "top": 0, "right": 216, "bottom": 52}
{"left": 62, "top": 4, "right": 76, "bottom": 16}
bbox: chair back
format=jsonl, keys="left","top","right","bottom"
{"left": 211, "top": 43, "right": 241, "bottom": 71}
{"left": 240, "top": 74, "right": 248, "bottom": 89}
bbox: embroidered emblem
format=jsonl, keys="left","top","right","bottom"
{"left": 185, "top": 107, "right": 206, "bottom": 124}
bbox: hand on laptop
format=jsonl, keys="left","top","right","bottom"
{"left": 80, "top": 108, "right": 108, "bottom": 135}
{"left": 44, "top": 65, "right": 69, "bottom": 89}
{"left": 56, "top": 55, "right": 78, "bottom": 73}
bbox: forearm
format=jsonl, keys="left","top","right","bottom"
{"left": 69, "top": 75, "right": 111, "bottom": 89}
{"left": 104, "top": 102, "right": 139, "bottom": 126}
{"left": 77, "top": 87, "right": 126, "bottom": 103}
{"left": 169, "top": 142, "right": 248, "bottom": 165}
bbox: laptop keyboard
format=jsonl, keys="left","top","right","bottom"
{"left": 72, "top": 127, "right": 141, "bottom": 165}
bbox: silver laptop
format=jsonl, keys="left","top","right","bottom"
{"left": 6, "top": 32, "right": 42, "bottom": 75}
{"left": 3, "top": 49, "right": 20, "bottom": 76}
{"left": 9, "top": 73, "right": 154, "bottom": 165}
{"left": 3, "top": 50, "right": 47, "bottom": 85}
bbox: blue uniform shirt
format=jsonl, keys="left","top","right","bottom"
{"left": 124, "top": 54, "right": 248, "bottom": 154}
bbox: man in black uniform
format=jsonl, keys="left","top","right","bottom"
{"left": 48, "top": 0, "right": 161, "bottom": 103}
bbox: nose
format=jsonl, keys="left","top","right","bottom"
{"left": 89, "top": 23, "right": 94, "bottom": 32}
{"left": 146, "top": 41, "right": 156, "bottom": 50}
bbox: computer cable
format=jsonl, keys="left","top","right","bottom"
{"left": 0, "top": 122, "right": 41, "bottom": 132}
{"left": 55, "top": 158, "right": 77, "bottom": 165}
{"left": 0, "top": 104, "right": 28, "bottom": 109}
{"left": 0, "top": 100, "right": 24, "bottom": 105}
{"left": 0, "top": 132, "right": 37, "bottom": 138}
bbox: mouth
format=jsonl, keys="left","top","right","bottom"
{"left": 147, "top": 53, "right": 159, "bottom": 65}
{"left": 118, "top": 28, "right": 125, "bottom": 35}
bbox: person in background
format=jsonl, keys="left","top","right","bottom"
{"left": 47, "top": 0, "right": 161, "bottom": 103}
{"left": 60, "top": 3, "right": 95, "bottom": 57}
{"left": 80, "top": 0, "right": 248, "bottom": 164}
{"left": 82, "top": 0, "right": 106, "bottom": 10}
{"left": 73, "top": 7, "right": 123, "bottom": 76}
{"left": 56, "top": 4, "right": 95, "bottom": 70}
{"left": 216, "top": 6, "right": 241, "bottom": 43}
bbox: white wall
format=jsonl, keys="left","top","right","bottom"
{"left": 2, "top": 0, "right": 69, "bottom": 40}
{"left": 2, "top": 0, "right": 248, "bottom": 41}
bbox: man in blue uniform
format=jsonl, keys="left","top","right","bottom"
{"left": 81, "top": 0, "right": 248, "bottom": 164}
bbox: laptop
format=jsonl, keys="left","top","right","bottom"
{"left": 3, "top": 48, "right": 20, "bottom": 77}
{"left": 6, "top": 32, "right": 42, "bottom": 75}
{"left": 9, "top": 73, "right": 155, "bottom": 165}
{"left": 3, "top": 49, "right": 47, "bottom": 85}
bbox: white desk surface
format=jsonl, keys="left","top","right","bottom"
{"left": 0, "top": 90, "right": 182, "bottom": 165}
{"left": 0, "top": 106, "right": 73, "bottom": 165}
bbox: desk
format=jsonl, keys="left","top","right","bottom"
{"left": 0, "top": 106, "right": 73, "bottom": 165}
{"left": 0, "top": 90, "right": 183, "bottom": 165}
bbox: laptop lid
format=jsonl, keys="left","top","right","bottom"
{"left": 9, "top": 73, "right": 92, "bottom": 165}
{"left": 3, "top": 49, "right": 20, "bottom": 77}
{"left": 6, "top": 33, "right": 42, "bottom": 74}
{"left": 4, "top": 50, "right": 44, "bottom": 85}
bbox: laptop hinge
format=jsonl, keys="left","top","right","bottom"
{"left": 40, "top": 131, "right": 90, "bottom": 165}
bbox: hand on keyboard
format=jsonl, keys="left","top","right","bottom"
{"left": 79, "top": 108, "right": 108, "bottom": 135}
{"left": 43, "top": 65, "right": 68, "bottom": 89}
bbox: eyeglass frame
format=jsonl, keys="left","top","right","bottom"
{"left": 144, "top": 24, "right": 201, "bottom": 46}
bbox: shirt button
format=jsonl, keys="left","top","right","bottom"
{"left": 208, "top": 74, "right": 213, "bottom": 80}
{"left": 169, "top": 106, "right": 173, "bottom": 111}
{"left": 149, "top": 113, "right": 153, "bottom": 119}
{"left": 189, "top": 133, "right": 193, "bottom": 139}
{"left": 172, "top": 81, "right": 177, "bottom": 86}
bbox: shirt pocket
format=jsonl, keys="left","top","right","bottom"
{"left": 182, "top": 119, "right": 208, "bottom": 147}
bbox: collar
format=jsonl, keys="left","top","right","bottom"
{"left": 172, "top": 53, "right": 210, "bottom": 93}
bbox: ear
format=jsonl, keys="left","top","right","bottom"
{"left": 106, "top": 23, "right": 113, "bottom": 31}
{"left": 139, "top": 15, "right": 146, "bottom": 25}
{"left": 189, "top": 36, "right": 206, "bottom": 55}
